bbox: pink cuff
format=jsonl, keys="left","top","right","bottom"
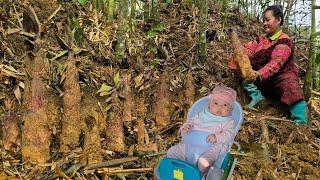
{"left": 258, "top": 68, "right": 270, "bottom": 80}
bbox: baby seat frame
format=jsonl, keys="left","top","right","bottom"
{"left": 155, "top": 96, "right": 244, "bottom": 180}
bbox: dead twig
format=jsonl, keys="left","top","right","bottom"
{"left": 159, "top": 122, "right": 182, "bottom": 134}
{"left": 311, "top": 90, "right": 320, "bottom": 96}
{"left": 84, "top": 157, "right": 139, "bottom": 170}
{"left": 144, "top": 151, "right": 167, "bottom": 158}
{"left": 97, "top": 167, "right": 153, "bottom": 174}
{"left": 310, "top": 141, "right": 320, "bottom": 149}
{"left": 255, "top": 168, "right": 263, "bottom": 180}
{"left": 295, "top": 168, "right": 302, "bottom": 180}
{"left": 45, "top": 5, "right": 61, "bottom": 24}
{"left": 261, "top": 116, "right": 292, "bottom": 122}
{"left": 260, "top": 120, "right": 270, "bottom": 163}
{"left": 54, "top": 165, "right": 71, "bottom": 180}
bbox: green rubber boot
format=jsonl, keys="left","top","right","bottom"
{"left": 290, "top": 100, "right": 308, "bottom": 125}
{"left": 242, "top": 83, "right": 265, "bottom": 110}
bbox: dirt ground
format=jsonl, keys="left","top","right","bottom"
{"left": 0, "top": 1, "right": 319, "bottom": 180}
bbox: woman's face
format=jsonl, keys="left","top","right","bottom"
{"left": 208, "top": 99, "right": 232, "bottom": 117}
{"left": 263, "top": 10, "right": 281, "bottom": 35}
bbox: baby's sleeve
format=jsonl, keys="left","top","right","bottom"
{"left": 179, "top": 116, "right": 199, "bottom": 136}
{"left": 215, "top": 119, "right": 235, "bottom": 144}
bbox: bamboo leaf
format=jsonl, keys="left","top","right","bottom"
{"left": 13, "top": 86, "right": 21, "bottom": 104}
{"left": 74, "top": 28, "right": 84, "bottom": 44}
{"left": 97, "top": 83, "right": 113, "bottom": 96}
{"left": 50, "top": 50, "right": 68, "bottom": 61}
{"left": 22, "top": 6, "right": 41, "bottom": 34}
{"left": 199, "top": 86, "right": 208, "bottom": 94}
{"left": 114, "top": 72, "right": 121, "bottom": 88}
{"left": 78, "top": 0, "right": 89, "bottom": 5}
{"left": 6, "top": 28, "right": 22, "bottom": 34}
{"left": 18, "top": 81, "right": 25, "bottom": 89}
{"left": 55, "top": 34, "right": 71, "bottom": 50}
{"left": 134, "top": 74, "right": 144, "bottom": 88}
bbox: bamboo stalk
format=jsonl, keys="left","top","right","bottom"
{"left": 198, "top": 0, "right": 208, "bottom": 62}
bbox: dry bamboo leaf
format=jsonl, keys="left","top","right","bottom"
{"left": 134, "top": 73, "right": 144, "bottom": 88}
{"left": 13, "top": 86, "right": 21, "bottom": 104}
{"left": 22, "top": 5, "right": 41, "bottom": 34}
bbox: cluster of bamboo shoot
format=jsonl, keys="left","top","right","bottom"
{"left": 1, "top": 4, "right": 200, "bottom": 168}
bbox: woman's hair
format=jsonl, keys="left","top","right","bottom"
{"left": 264, "top": 5, "right": 284, "bottom": 26}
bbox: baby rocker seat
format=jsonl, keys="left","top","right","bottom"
{"left": 155, "top": 96, "right": 243, "bottom": 180}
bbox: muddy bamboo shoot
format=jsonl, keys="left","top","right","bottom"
{"left": 185, "top": 71, "right": 195, "bottom": 109}
{"left": 135, "top": 97, "right": 147, "bottom": 145}
{"left": 60, "top": 54, "right": 81, "bottom": 152}
{"left": 123, "top": 73, "right": 133, "bottom": 122}
{"left": 154, "top": 71, "right": 171, "bottom": 129}
{"left": 230, "top": 30, "right": 256, "bottom": 78}
{"left": 83, "top": 116, "right": 102, "bottom": 164}
{"left": 2, "top": 99, "right": 20, "bottom": 153}
{"left": 22, "top": 48, "right": 50, "bottom": 163}
{"left": 105, "top": 93, "right": 125, "bottom": 152}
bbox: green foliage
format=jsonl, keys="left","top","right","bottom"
{"left": 77, "top": 0, "right": 107, "bottom": 10}
{"left": 147, "top": 43, "right": 157, "bottom": 54}
{"left": 71, "top": 17, "right": 84, "bottom": 44}
{"left": 114, "top": 71, "right": 121, "bottom": 88}
{"left": 147, "top": 23, "right": 165, "bottom": 39}
{"left": 97, "top": 83, "right": 113, "bottom": 96}
{"left": 163, "top": 0, "right": 173, "bottom": 7}
{"left": 49, "top": 50, "right": 69, "bottom": 61}
{"left": 78, "top": 0, "right": 88, "bottom": 5}
{"left": 316, "top": 53, "right": 320, "bottom": 65}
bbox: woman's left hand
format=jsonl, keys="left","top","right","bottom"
{"left": 244, "top": 70, "right": 261, "bottom": 83}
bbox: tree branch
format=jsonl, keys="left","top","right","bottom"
{"left": 312, "top": 5, "right": 320, "bottom": 9}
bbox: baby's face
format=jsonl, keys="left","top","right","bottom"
{"left": 208, "top": 99, "right": 232, "bottom": 117}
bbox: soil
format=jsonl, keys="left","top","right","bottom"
{"left": 0, "top": 1, "right": 319, "bottom": 180}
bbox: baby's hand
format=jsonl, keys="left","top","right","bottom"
{"left": 207, "top": 134, "right": 217, "bottom": 143}
{"left": 181, "top": 124, "right": 193, "bottom": 134}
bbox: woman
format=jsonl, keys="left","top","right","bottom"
{"left": 229, "top": 5, "right": 308, "bottom": 125}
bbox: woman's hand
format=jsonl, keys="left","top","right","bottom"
{"left": 207, "top": 134, "right": 217, "bottom": 143}
{"left": 181, "top": 124, "right": 193, "bottom": 134}
{"left": 244, "top": 70, "right": 261, "bottom": 83}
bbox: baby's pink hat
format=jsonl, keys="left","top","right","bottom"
{"left": 209, "top": 85, "right": 237, "bottom": 106}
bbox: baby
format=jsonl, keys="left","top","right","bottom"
{"left": 167, "top": 85, "right": 236, "bottom": 174}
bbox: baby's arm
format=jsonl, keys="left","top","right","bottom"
{"left": 179, "top": 116, "right": 198, "bottom": 136}
{"left": 214, "top": 119, "right": 235, "bottom": 144}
